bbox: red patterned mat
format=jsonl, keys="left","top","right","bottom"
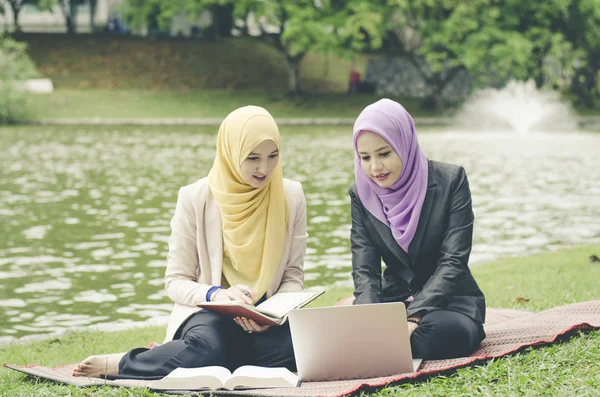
{"left": 5, "top": 301, "right": 600, "bottom": 397}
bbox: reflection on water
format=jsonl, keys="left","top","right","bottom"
{"left": 1, "top": 126, "right": 599, "bottom": 343}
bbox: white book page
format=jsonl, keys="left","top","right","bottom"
{"left": 256, "top": 292, "right": 316, "bottom": 318}
{"left": 151, "top": 366, "right": 232, "bottom": 390}
{"left": 225, "top": 366, "right": 299, "bottom": 389}
{"left": 412, "top": 358, "right": 423, "bottom": 372}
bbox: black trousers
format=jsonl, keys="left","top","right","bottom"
{"left": 410, "top": 309, "right": 485, "bottom": 360}
{"left": 118, "top": 311, "right": 296, "bottom": 378}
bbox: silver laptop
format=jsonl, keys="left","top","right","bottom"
{"left": 288, "top": 302, "right": 421, "bottom": 382}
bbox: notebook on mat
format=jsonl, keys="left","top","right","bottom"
{"left": 288, "top": 302, "right": 422, "bottom": 382}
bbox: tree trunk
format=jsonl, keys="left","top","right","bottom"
{"left": 9, "top": 2, "right": 21, "bottom": 33}
{"left": 534, "top": 63, "right": 545, "bottom": 89}
{"left": 213, "top": 4, "right": 233, "bottom": 37}
{"left": 59, "top": 0, "right": 77, "bottom": 34}
{"left": 68, "top": 1, "right": 77, "bottom": 34}
{"left": 323, "top": 52, "right": 329, "bottom": 78}
{"left": 286, "top": 54, "right": 304, "bottom": 95}
{"left": 424, "top": 89, "right": 444, "bottom": 111}
{"left": 65, "top": 13, "right": 75, "bottom": 34}
{"left": 532, "top": 44, "right": 550, "bottom": 89}
{"left": 572, "top": 65, "right": 599, "bottom": 108}
{"left": 89, "top": 0, "right": 97, "bottom": 33}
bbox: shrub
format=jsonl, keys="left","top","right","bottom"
{"left": 0, "top": 34, "right": 38, "bottom": 123}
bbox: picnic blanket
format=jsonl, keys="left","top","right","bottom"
{"left": 5, "top": 300, "right": 600, "bottom": 397}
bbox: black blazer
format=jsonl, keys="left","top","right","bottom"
{"left": 349, "top": 160, "right": 486, "bottom": 324}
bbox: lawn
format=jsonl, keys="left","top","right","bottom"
{"left": 26, "top": 89, "right": 432, "bottom": 120}
{"left": 1, "top": 244, "right": 599, "bottom": 396}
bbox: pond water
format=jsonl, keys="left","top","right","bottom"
{"left": 1, "top": 125, "right": 599, "bottom": 343}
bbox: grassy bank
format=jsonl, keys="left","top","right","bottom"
{"left": 1, "top": 244, "right": 599, "bottom": 396}
{"left": 18, "top": 34, "right": 366, "bottom": 93}
{"left": 26, "top": 89, "right": 431, "bottom": 120}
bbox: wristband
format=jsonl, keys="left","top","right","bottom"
{"left": 206, "top": 286, "right": 224, "bottom": 302}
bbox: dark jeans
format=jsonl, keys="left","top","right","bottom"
{"left": 118, "top": 311, "right": 296, "bottom": 378}
{"left": 410, "top": 309, "right": 485, "bottom": 360}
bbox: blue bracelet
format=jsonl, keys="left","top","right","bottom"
{"left": 206, "top": 286, "right": 224, "bottom": 302}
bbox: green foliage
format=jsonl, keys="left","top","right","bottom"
{"left": 221, "top": 0, "right": 348, "bottom": 92}
{"left": 120, "top": 0, "right": 365, "bottom": 93}
{"left": 119, "top": 0, "right": 600, "bottom": 99}
{"left": 121, "top": 0, "right": 180, "bottom": 32}
{"left": 562, "top": 0, "right": 600, "bottom": 107}
{"left": 341, "top": 0, "right": 600, "bottom": 107}
{"left": 331, "top": 0, "right": 385, "bottom": 55}
{"left": 1, "top": 0, "right": 55, "bottom": 31}
{"left": 0, "top": 34, "right": 37, "bottom": 123}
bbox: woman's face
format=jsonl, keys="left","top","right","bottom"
{"left": 241, "top": 139, "right": 279, "bottom": 188}
{"left": 356, "top": 131, "right": 403, "bottom": 188}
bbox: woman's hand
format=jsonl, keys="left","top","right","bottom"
{"left": 407, "top": 321, "right": 419, "bottom": 336}
{"left": 211, "top": 285, "right": 269, "bottom": 332}
{"left": 234, "top": 317, "right": 271, "bottom": 333}
{"left": 407, "top": 315, "right": 422, "bottom": 336}
{"left": 212, "top": 284, "right": 256, "bottom": 305}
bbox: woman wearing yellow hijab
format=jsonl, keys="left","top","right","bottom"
{"left": 73, "top": 106, "right": 307, "bottom": 378}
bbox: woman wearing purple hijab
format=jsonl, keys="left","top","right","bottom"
{"left": 350, "top": 99, "right": 486, "bottom": 359}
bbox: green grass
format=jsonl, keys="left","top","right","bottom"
{"left": 1, "top": 245, "right": 599, "bottom": 396}
{"left": 26, "top": 89, "right": 432, "bottom": 120}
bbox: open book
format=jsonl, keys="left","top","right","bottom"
{"left": 198, "top": 289, "right": 326, "bottom": 326}
{"left": 149, "top": 365, "right": 300, "bottom": 391}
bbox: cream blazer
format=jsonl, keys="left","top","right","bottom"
{"left": 162, "top": 177, "right": 307, "bottom": 342}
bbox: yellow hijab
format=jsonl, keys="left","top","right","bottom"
{"left": 207, "top": 106, "right": 289, "bottom": 300}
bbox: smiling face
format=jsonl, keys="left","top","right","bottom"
{"left": 356, "top": 131, "right": 403, "bottom": 188}
{"left": 240, "top": 139, "right": 280, "bottom": 188}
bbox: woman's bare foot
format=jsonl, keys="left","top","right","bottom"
{"left": 72, "top": 353, "right": 125, "bottom": 378}
{"left": 147, "top": 341, "right": 161, "bottom": 349}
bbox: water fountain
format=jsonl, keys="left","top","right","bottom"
{"left": 455, "top": 80, "right": 578, "bottom": 134}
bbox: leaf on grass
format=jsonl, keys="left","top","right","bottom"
{"left": 514, "top": 297, "right": 530, "bottom": 304}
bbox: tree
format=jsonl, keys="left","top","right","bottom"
{"left": 1, "top": 0, "right": 83, "bottom": 35}
{"left": 342, "top": 0, "right": 577, "bottom": 110}
{"left": 211, "top": 2, "right": 233, "bottom": 38}
{"left": 339, "top": 0, "right": 485, "bottom": 109}
{"left": 455, "top": 0, "right": 597, "bottom": 106}
{"left": 56, "top": 0, "right": 80, "bottom": 34}
{"left": 121, "top": 0, "right": 179, "bottom": 34}
{"left": 0, "top": 3, "right": 5, "bottom": 32}
{"left": 122, "top": 0, "right": 358, "bottom": 94}
{"left": 389, "top": 0, "right": 543, "bottom": 109}
{"left": 232, "top": 0, "right": 339, "bottom": 94}
{"left": 561, "top": 0, "right": 600, "bottom": 107}
{"left": 0, "top": 34, "right": 38, "bottom": 123}
{"left": 1, "top": 0, "right": 52, "bottom": 32}
{"left": 206, "top": 0, "right": 385, "bottom": 94}
{"left": 89, "top": 0, "right": 97, "bottom": 33}
{"left": 468, "top": 0, "right": 575, "bottom": 89}
{"left": 54, "top": 0, "right": 99, "bottom": 34}
{"left": 3, "top": 0, "right": 30, "bottom": 32}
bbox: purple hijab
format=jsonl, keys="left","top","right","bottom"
{"left": 353, "top": 99, "right": 429, "bottom": 252}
